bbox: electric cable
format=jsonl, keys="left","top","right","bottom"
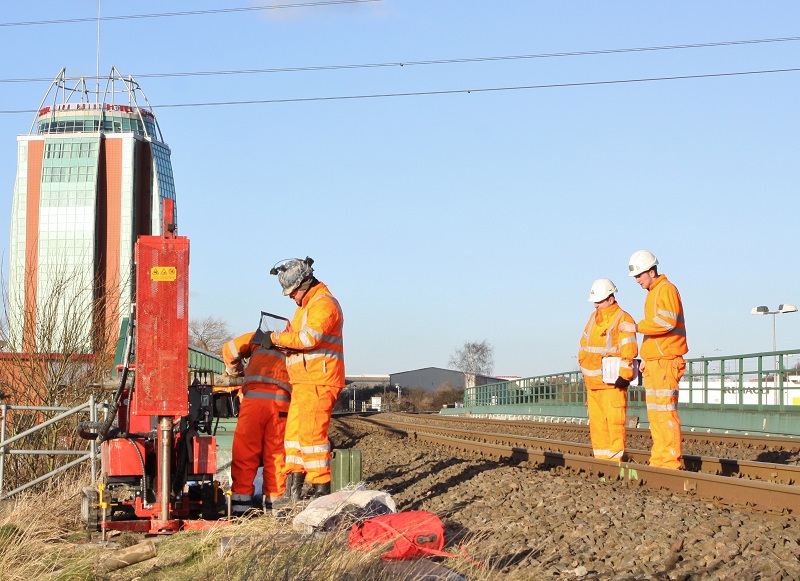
{"left": 0, "top": 0, "right": 381, "bottom": 28}
{"left": 0, "top": 35, "right": 798, "bottom": 84}
{"left": 2, "top": 66, "right": 796, "bottom": 114}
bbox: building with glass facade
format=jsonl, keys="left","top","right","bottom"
{"left": 8, "top": 67, "right": 177, "bottom": 352}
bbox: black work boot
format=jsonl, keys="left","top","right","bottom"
{"left": 231, "top": 493, "right": 255, "bottom": 517}
{"left": 271, "top": 473, "right": 305, "bottom": 515}
{"left": 310, "top": 482, "right": 330, "bottom": 499}
{"left": 289, "top": 472, "right": 305, "bottom": 503}
{"left": 270, "top": 473, "right": 297, "bottom": 513}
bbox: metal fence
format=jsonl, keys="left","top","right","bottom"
{"left": 0, "top": 340, "right": 225, "bottom": 500}
{"left": 0, "top": 396, "right": 101, "bottom": 499}
{"left": 464, "top": 371, "right": 586, "bottom": 407}
{"left": 683, "top": 349, "right": 800, "bottom": 409}
{"left": 188, "top": 345, "right": 226, "bottom": 374}
{"left": 464, "top": 348, "right": 800, "bottom": 412}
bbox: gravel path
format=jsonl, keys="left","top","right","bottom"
{"left": 330, "top": 414, "right": 800, "bottom": 580}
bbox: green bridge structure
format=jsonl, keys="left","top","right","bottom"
{"left": 442, "top": 349, "right": 800, "bottom": 438}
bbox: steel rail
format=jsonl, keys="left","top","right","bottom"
{"left": 352, "top": 417, "right": 800, "bottom": 514}
{"left": 363, "top": 417, "right": 800, "bottom": 483}
{"left": 402, "top": 414, "right": 800, "bottom": 451}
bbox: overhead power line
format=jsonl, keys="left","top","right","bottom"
{"left": 152, "top": 67, "right": 800, "bottom": 108}
{"left": 0, "top": 0, "right": 380, "bottom": 27}
{"left": 137, "top": 36, "right": 800, "bottom": 78}
{"left": 1, "top": 35, "right": 799, "bottom": 84}
{"left": 2, "top": 67, "right": 797, "bottom": 114}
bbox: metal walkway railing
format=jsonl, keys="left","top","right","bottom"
{"left": 460, "top": 349, "right": 800, "bottom": 435}
{"left": 465, "top": 348, "right": 800, "bottom": 410}
{"left": 0, "top": 395, "right": 101, "bottom": 499}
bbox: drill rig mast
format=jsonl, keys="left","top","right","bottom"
{"left": 80, "top": 221, "right": 231, "bottom": 534}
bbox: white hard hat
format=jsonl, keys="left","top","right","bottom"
{"left": 588, "top": 278, "right": 617, "bottom": 303}
{"left": 628, "top": 250, "right": 658, "bottom": 277}
{"left": 270, "top": 257, "right": 314, "bottom": 295}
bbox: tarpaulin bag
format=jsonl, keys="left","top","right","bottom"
{"left": 347, "top": 510, "right": 453, "bottom": 561}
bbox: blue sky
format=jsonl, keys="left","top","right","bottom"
{"left": 1, "top": 1, "right": 799, "bottom": 377}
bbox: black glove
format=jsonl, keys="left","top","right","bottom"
{"left": 614, "top": 376, "right": 630, "bottom": 389}
{"left": 260, "top": 332, "right": 274, "bottom": 350}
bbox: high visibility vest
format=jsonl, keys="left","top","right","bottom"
{"left": 222, "top": 332, "right": 291, "bottom": 395}
{"left": 578, "top": 302, "right": 638, "bottom": 389}
{"left": 273, "top": 282, "right": 345, "bottom": 388}
{"left": 638, "top": 275, "right": 688, "bottom": 360}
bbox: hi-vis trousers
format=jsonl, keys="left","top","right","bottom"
{"left": 642, "top": 358, "right": 685, "bottom": 470}
{"left": 231, "top": 389, "right": 290, "bottom": 507}
{"left": 283, "top": 384, "right": 342, "bottom": 485}
{"left": 587, "top": 388, "right": 628, "bottom": 460}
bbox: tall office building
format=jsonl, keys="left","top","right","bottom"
{"left": 8, "top": 67, "right": 177, "bottom": 352}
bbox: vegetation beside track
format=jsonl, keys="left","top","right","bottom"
{"left": 0, "top": 468, "right": 483, "bottom": 580}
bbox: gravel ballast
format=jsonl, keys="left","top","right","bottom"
{"left": 330, "top": 414, "right": 800, "bottom": 580}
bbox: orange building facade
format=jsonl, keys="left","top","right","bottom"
{"left": 8, "top": 68, "right": 177, "bottom": 354}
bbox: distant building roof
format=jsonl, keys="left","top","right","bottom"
{"left": 345, "top": 374, "right": 390, "bottom": 388}
{"left": 390, "top": 367, "right": 498, "bottom": 392}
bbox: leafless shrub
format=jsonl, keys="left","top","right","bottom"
{"left": 0, "top": 259, "right": 123, "bottom": 493}
{"left": 401, "top": 383, "right": 464, "bottom": 412}
{"left": 189, "top": 315, "right": 233, "bottom": 354}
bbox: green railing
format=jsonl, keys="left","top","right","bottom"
{"left": 465, "top": 371, "right": 587, "bottom": 407}
{"left": 682, "top": 348, "right": 800, "bottom": 410}
{"left": 188, "top": 345, "right": 225, "bottom": 374}
{"left": 464, "top": 348, "right": 800, "bottom": 412}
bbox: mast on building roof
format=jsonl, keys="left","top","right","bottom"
{"left": 29, "top": 67, "right": 164, "bottom": 142}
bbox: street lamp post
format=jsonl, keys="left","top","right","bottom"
{"left": 751, "top": 303, "right": 798, "bottom": 373}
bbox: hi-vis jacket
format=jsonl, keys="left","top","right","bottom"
{"left": 638, "top": 275, "right": 688, "bottom": 361}
{"left": 579, "top": 302, "right": 638, "bottom": 389}
{"left": 222, "top": 332, "right": 292, "bottom": 398}
{"left": 271, "top": 282, "right": 345, "bottom": 388}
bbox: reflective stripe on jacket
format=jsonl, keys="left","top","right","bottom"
{"left": 221, "top": 332, "right": 291, "bottom": 394}
{"left": 578, "top": 302, "right": 638, "bottom": 390}
{"left": 272, "top": 282, "right": 345, "bottom": 388}
{"left": 638, "top": 275, "right": 688, "bottom": 360}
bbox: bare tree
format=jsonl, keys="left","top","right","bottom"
{"left": 0, "top": 259, "right": 123, "bottom": 490}
{"left": 189, "top": 315, "right": 233, "bottom": 354}
{"left": 0, "top": 315, "right": 7, "bottom": 352}
{"left": 449, "top": 340, "right": 495, "bottom": 377}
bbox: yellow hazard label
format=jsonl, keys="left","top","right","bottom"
{"left": 150, "top": 266, "right": 177, "bottom": 281}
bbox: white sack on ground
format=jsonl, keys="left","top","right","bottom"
{"left": 292, "top": 485, "right": 396, "bottom": 534}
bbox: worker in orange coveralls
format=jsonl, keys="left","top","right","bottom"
{"left": 578, "top": 278, "right": 638, "bottom": 461}
{"left": 619, "top": 250, "right": 688, "bottom": 470}
{"left": 260, "top": 257, "right": 344, "bottom": 507}
{"left": 223, "top": 332, "right": 292, "bottom": 515}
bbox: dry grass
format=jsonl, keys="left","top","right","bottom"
{"left": 0, "top": 468, "right": 94, "bottom": 580}
{"left": 0, "top": 472, "right": 533, "bottom": 580}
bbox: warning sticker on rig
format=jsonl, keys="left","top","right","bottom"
{"left": 150, "top": 266, "right": 177, "bottom": 281}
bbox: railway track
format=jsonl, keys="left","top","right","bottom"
{"left": 354, "top": 415, "right": 800, "bottom": 515}
{"left": 412, "top": 413, "right": 800, "bottom": 451}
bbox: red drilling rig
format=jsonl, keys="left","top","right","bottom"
{"left": 80, "top": 207, "right": 234, "bottom": 535}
